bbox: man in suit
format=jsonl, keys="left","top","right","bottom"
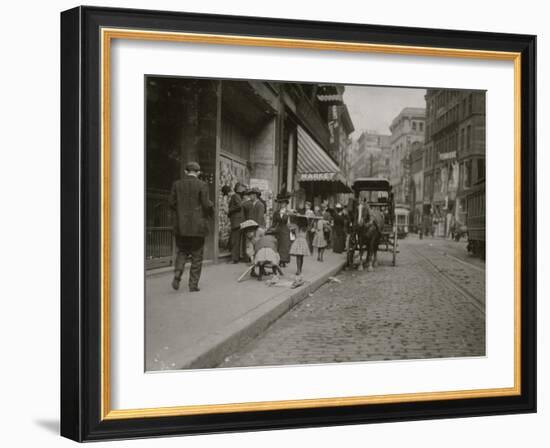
{"left": 243, "top": 187, "right": 266, "bottom": 228}
{"left": 227, "top": 182, "right": 246, "bottom": 263}
{"left": 169, "top": 162, "right": 214, "bottom": 292}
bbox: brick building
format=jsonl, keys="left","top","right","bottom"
{"left": 424, "top": 89, "right": 486, "bottom": 235}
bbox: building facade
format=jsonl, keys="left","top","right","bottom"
{"left": 145, "top": 79, "right": 351, "bottom": 268}
{"left": 388, "top": 107, "right": 426, "bottom": 207}
{"left": 350, "top": 131, "right": 391, "bottom": 181}
{"left": 424, "top": 89, "right": 486, "bottom": 236}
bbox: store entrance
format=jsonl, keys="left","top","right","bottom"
{"left": 218, "top": 153, "right": 250, "bottom": 257}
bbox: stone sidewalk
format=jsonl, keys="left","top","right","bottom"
{"left": 145, "top": 251, "right": 347, "bottom": 371}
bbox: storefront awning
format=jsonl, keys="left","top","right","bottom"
{"left": 296, "top": 126, "right": 351, "bottom": 193}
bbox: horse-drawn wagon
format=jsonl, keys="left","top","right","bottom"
{"left": 346, "top": 178, "right": 398, "bottom": 270}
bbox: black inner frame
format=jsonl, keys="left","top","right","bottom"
{"left": 60, "top": 6, "right": 536, "bottom": 442}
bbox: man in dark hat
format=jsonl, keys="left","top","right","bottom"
{"left": 169, "top": 161, "right": 214, "bottom": 292}
{"left": 243, "top": 187, "right": 266, "bottom": 228}
{"left": 227, "top": 182, "right": 246, "bottom": 263}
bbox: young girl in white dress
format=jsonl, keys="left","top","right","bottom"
{"left": 290, "top": 215, "right": 311, "bottom": 278}
{"left": 312, "top": 215, "right": 329, "bottom": 262}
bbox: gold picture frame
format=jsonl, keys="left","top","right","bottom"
{"left": 61, "top": 6, "right": 536, "bottom": 441}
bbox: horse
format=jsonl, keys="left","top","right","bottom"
{"left": 347, "top": 199, "right": 384, "bottom": 272}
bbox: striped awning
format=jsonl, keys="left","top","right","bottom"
{"left": 296, "top": 126, "right": 346, "bottom": 184}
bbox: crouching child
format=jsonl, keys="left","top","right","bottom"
{"left": 253, "top": 227, "right": 284, "bottom": 281}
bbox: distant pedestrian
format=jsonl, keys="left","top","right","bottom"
{"left": 227, "top": 182, "right": 246, "bottom": 263}
{"left": 312, "top": 214, "right": 329, "bottom": 262}
{"left": 332, "top": 203, "right": 346, "bottom": 254}
{"left": 304, "top": 201, "right": 315, "bottom": 252}
{"left": 169, "top": 161, "right": 214, "bottom": 292}
{"left": 304, "top": 201, "right": 314, "bottom": 218}
{"left": 272, "top": 193, "right": 291, "bottom": 267}
{"left": 323, "top": 210, "right": 333, "bottom": 248}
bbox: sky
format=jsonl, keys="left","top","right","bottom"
{"left": 343, "top": 85, "right": 427, "bottom": 137}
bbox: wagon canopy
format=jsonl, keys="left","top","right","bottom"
{"left": 352, "top": 177, "right": 392, "bottom": 192}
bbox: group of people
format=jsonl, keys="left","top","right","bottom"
{"left": 229, "top": 185, "right": 351, "bottom": 283}
{"left": 227, "top": 182, "right": 268, "bottom": 263}
{"left": 168, "top": 161, "right": 352, "bottom": 292}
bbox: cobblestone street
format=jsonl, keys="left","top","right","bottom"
{"left": 220, "top": 237, "right": 485, "bottom": 368}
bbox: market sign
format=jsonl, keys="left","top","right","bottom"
{"left": 299, "top": 172, "right": 337, "bottom": 181}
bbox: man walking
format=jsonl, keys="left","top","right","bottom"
{"left": 228, "top": 182, "right": 246, "bottom": 263}
{"left": 169, "top": 162, "right": 214, "bottom": 292}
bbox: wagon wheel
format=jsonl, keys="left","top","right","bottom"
{"left": 346, "top": 237, "right": 356, "bottom": 268}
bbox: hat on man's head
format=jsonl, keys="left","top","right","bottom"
{"left": 185, "top": 161, "right": 201, "bottom": 172}
{"left": 275, "top": 192, "right": 291, "bottom": 203}
{"left": 248, "top": 187, "right": 262, "bottom": 196}
{"left": 335, "top": 203, "right": 343, "bottom": 209}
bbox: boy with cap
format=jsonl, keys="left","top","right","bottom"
{"left": 243, "top": 187, "right": 266, "bottom": 228}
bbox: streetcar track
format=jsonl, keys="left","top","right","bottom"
{"left": 424, "top": 244, "right": 486, "bottom": 273}
{"left": 409, "top": 246, "right": 485, "bottom": 315}
{"left": 421, "top": 241, "right": 485, "bottom": 273}
{"left": 443, "top": 253, "right": 485, "bottom": 273}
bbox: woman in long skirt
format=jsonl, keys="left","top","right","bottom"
{"left": 331, "top": 203, "right": 346, "bottom": 254}
{"left": 272, "top": 194, "right": 291, "bottom": 267}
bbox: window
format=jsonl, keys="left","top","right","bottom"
{"left": 419, "top": 122, "right": 424, "bottom": 132}
{"left": 464, "top": 160, "right": 472, "bottom": 188}
{"left": 468, "top": 94, "right": 473, "bottom": 115}
{"left": 412, "top": 121, "right": 417, "bottom": 131}
{"left": 477, "top": 158, "right": 486, "bottom": 181}
{"left": 466, "top": 125, "right": 472, "bottom": 150}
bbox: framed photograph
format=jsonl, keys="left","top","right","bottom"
{"left": 60, "top": 6, "right": 536, "bottom": 441}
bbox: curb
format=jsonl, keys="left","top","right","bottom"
{"left": 178, "top": 260, "right": 347, "bottom": 370}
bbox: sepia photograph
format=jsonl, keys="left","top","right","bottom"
{"left": 144, "top": 77, "right": 486, "bottom": 371}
